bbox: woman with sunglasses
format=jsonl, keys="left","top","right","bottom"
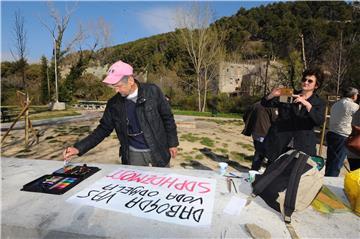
{"left": 260, "top": 68, "right": 326, "bottom": 164}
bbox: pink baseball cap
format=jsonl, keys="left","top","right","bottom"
{"left": 102, "top": 60, "right": 133, "bottom": 85}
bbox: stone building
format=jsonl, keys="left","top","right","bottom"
{"left": 218, "top": 61, "right": 280, "bottom": 96}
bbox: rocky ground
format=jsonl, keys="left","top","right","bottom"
{"left": 1, "top": 112, "right": 254, "bottom": 172}
{"left": 1, "top": 110, "right": 336, "bottom": 174}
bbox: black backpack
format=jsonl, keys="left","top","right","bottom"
{"left": 250, "top": 149, "right": 324, "bottom": 223}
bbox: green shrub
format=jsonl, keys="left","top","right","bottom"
{"left": 200, "top": 137, "right": 214, "bottom": 147}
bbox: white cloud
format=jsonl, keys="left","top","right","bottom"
{"left": 137, "top": 7, "right": 178, "bottom": 35}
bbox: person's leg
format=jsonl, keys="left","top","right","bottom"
{"left": 325, "top": 132, "right": 348, "bottom": 177}
{"left": 128, "top": 151, "right": 150, "bottom": 166}
{"left": 251, "top": 140, "right": 264, "bottom": 171}
{"left": 347, "top": 158, "right": 360, "bottom": 171}
{"left": 264, "top": 129, "right": 291, "bottom": 164}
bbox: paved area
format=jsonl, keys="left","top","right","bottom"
{"left": 2, "top": 157, "right": 358, "bottom": 238}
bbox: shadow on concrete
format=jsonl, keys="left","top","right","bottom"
{"left": 199, "top": 147, "right": 249, "bottom": 173}
{"left": 180, "top": 160, "right": 213, "bottom": 171}
{"left": 42, "top": 206, "right": 107, "bottom": 239}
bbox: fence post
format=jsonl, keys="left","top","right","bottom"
{"left": 25, "top": 93, "right": 29, "bottom": 148}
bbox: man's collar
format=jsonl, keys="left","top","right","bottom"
{"left": 126, "top": 87, "right": 138, "bottom": 101}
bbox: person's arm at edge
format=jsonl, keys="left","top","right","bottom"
{"left": 155, "top": 85, "right": 179, "bottom": 157}
{"left": 73, "top": 100, "right": 115, "bottom": 156}
{"left": 261, "top": 88, "right": 281, "bottom": 108}
{"left": 307, "top": 97, "right": 326, "bottom": 126}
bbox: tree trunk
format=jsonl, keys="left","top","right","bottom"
{"left": 336, "top": 30, "right": 343, "bottom": 96}
{"left": 197, "top": 75, "right": 201, "bottom": 112}
{"left": 202, "top": 70, "right": 209, "bottom": 112}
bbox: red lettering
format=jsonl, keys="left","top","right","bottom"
{"left": 174, "top": 180, "right": 187, "bottom": 191}
{"left": 120, "top": 172, "right": 140, "bottom": 181}
{"left": 185, "top": 181, "right": 197, "bottom": 192}
{"left": 197, "top": 182, "right": 211, "bottom": 194}
{"left": 159, "top": 177, "right": 178, "bottom": 188}
{"left": 128, "top": 174, "right": 149, "bottom": 183}
{"left": 106, "top": 170, "right": 126, "bottom": 179}
{"left": 150, "top": 176, "right": 166, "bottom": 185}
{"left": 140, "top": 175, "right": 157, "bottom": 184}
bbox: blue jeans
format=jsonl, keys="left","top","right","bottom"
{"left": 252, "top": 140, "right": 266, "bottom": 171}
{"left": 325, "top": 131, "right": 347, "bottom": 177}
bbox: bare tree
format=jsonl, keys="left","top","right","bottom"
{"left": 59, "top": 17, "right": 112, "bottom": 102}
{"left": 324, "top": 27, "right": 358, "bottom": 95}
{"left": 175, "top": 3, "right": 224, "bottom": 112}
{"left": 92, "top": 17, "right": 112, "bottom": 60}
{"left": 39, "top": 2, "right": 80, "bottom": 77}
{"left": 11, "top": 10, "right": 27, "bottom": 89}
{"left": 201, "top": 27, "right": 225, "bottom": 111}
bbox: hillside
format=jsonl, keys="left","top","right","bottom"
{"left": 2, "top": 1, "right": 359, "bottom": 107}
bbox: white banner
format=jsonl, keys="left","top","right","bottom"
{"left": 67, "top": 167, "right": 217, "bottom": 227}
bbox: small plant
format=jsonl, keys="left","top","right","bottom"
{"left": 216, "top": 148, "right": 228, "bottom": 154}
{"left": 236, "top": 142, "right": 254, "bottom": 151}
{"left": 72, "top": 126, "right": 91, "bottom": 134}
{"left": 200, "top": 137, "right": 214, "bottom": 147}
{"left": 184, "top": 155, "right": 193, "bottom": 161}
{"left": 180, "top": 133, "right": 200, "bottom": 142}
{"left": 230, "top": 151, "right": 252, "bottom": 162}
{"left": 195, "top": 154, "right": 204, "bottom": 160}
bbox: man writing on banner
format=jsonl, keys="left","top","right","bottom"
{"left": 63, "top": 60, "right": 179, "bottom": 167}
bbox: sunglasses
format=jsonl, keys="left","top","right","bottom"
{"left": 301, "top": 78, "right": 314, "bottom": 84}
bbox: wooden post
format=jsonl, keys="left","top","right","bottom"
{"left": 24, "top": 93, "right": 29, "bottom": 148}
{"left": 1, "top": 103, "right": 30, "bottom": 143}
{"left": 318, "top": 103, "right": 329, "bottom": 156}
{"left": 300, "top": 33, "right": 307, "bottom": 70}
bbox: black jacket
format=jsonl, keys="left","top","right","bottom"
{"left": 74, "top": 82, "right": 179, "bottom": 167}
{"left": 242, "top": 101, "right": 277, "bottom": 137}
{"left": 261, "top": 92, "right": 325, "bottom": 162}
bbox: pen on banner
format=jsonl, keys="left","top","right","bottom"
{"left": 64, "top": 147, "right": 70, "bottom": 167}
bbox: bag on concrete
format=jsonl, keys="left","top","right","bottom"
{"left": 251, "top": 149, "right": 325, "bottom": 223}
{"left": 344, "top": 168, "right": 360, "bottom": 216}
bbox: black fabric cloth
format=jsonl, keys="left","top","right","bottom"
{"left": 261, "top": 91, "right": 326, "bottom": 162}
{"left": 74, "top": 81, "right": 179, "bottom": 167}
{"left": 242, "top": 101, "right": 277, "bottom": 137}
{"left": 348, "top": 158, "right": 360, "bottom": 171}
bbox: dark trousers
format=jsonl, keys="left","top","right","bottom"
{"left": 348, "top": 158, "right": 360, "bottom": 171}
{"left": 252, "top": 140, "right": 265, "bottom": 170}
{"left": 325, "top": 131, "right": 348, "bottom": 177}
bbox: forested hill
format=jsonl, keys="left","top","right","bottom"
{"left": 214, "top": 1, "right": 356, "bottom": 60}
{"left": 2, "top": 1, "right": 359, "bottom": 106}
{"left": 101, "top": 1, "right": 358, "bottom": 89}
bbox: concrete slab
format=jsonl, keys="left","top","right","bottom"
{"left": 51, "top": 102, "right": 66, "bottom": 111}
{"left": 1, "top": 157, "right": 358, "bottom": 238}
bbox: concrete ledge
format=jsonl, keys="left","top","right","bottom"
{"left": 2, "top": 157, "right": 359, "bottom": 238}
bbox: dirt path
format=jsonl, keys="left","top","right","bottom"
{"left": 2, "top": 111, "right": 335, "bottom": 174}
{"left": 1, "top": 114, "right": 254, "bottom": 173}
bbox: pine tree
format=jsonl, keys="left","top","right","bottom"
{"left": 40, "top": 56, "right": 49, "bottom": 104}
